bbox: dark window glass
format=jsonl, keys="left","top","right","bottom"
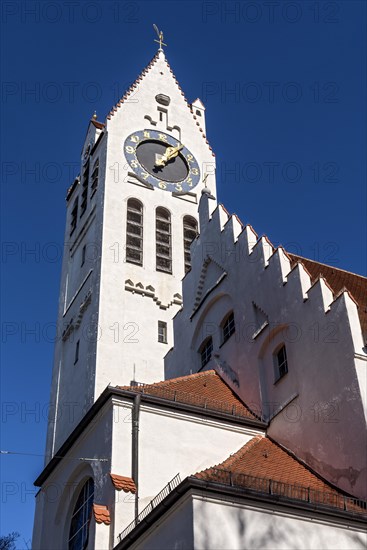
{"left": 126, "top": 199, "right": 143, "bottom": 266}
{"left": 183, "top": 216, "right": 198, "bottom": 273}
{"left": 222, "top": 311, "right": 235, "bottom": 343}
{"left": 275, "top": 345, "right": 288, "bottom": 381}
{"left": 158, "top": 321, "right": 167, "bottom": 343}
{"left": 199, "top": 337, "right": 213, "bottom": 369}
{"left": 68, "top": 478, "right": 94, "bottom": 550}
{"left": 156, "top": 208, "right": 172, "bottom": 273}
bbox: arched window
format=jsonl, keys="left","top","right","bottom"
{"left": 199, "top": 336, "right": 213, "bottom": 369}
{"left": 126, "top": 199, "right": 143, "bottom": 266}
{"left": 183, "top": 215, "right": 198, "bottom": 273}
{"left": 68, "top": 478, "right": 94, "bottom": 550}
{"left": 273, "top": 344, "right": 288, "bottom": 382}
{"left": 90, "top": 158, "right": 99, "bottom": 195}
{"left": 156, "top": 207, "right": 172, "bottom": 273}
{"left": 221, "top": 311, "right": 235, "bottom": 344}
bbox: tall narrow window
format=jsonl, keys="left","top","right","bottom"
{"left": 90, "top": 158, "right": 99, "bottom": 195}
{"left": 70, "top": 198, "right": 78, "bottom": 236}
{"left": 156, "top": 207, "right": 172, "bottom": 273}
{"left": 199, "top": 336, "right": 213, "bottom": 369}
{"left": 80, "top": 161, "right": 89, "bottom": 217}
{"left": 68, "top": 478, "right": 94, "bottom": 550}
{"left": 274, "top": 344, "right": 288, "bottom": 382}
{"left": 126, "top": 199, "right": 143, "bottom": 266}
{"left": 221, "top": 311, "right": 235, "bottom": 344}
{"left": 183, "top": 216, "right": 198, "bottom": 273}
{"left": 81, "top": 245, "right": 86, "bottom": 267}
{"left": 74, "top": 340, "right": 80, "bottom": 364}
{"left": 158, "top": 321, "right": 167, "bottom": 343}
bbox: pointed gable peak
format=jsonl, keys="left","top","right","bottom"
{"left": 105, "top": 50, "right": 214, "bottom": 154}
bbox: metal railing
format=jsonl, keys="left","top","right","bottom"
{"left": 118, "top": 473, "right": 181, "bottom": 542}
{"left": 125, "top": 383, "right": 258, "bottom": 420}
{"left": 205, "top": 468, "right": 367, "bottom": 517}
{"left": 118, "top": 469, "right": 366, "bottom": 543}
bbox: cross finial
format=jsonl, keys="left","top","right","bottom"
{"left": 153, "top": 24, "right": 167, "bottom": 50}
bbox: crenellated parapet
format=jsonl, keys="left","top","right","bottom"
{"left": 166, "top": 191, "right": 367, "bottom": 499}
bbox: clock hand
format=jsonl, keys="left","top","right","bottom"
{"left": 155, "top": 144, "right": 184, "bottom": 167}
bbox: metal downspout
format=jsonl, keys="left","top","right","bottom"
{"left": 132, "top": 393, "right": 141, "bottom": 521}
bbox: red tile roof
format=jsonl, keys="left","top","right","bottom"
{"left": 110, "top": 474, "right": 136, "bottom": 493}
{"left": 195, "top": 436, "right": 366, "bottom": 515}
{"left": 289, "top": 254, "right": 367, "bottom": 339}
{"left": 118, "top": 370, "right": 259, "bottom": 421}
{"left": 93, "top": 504, "right": 111, "bottom": 525}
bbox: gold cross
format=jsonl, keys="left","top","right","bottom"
{"left": 153, "top": 24, "right": 167, "bottom": 50}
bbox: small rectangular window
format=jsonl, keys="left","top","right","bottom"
{"left": 81, "top": 245, "right": 86, "bottom": 267}
{"left": 274, "top": 345, "right": 288, "bottom": 382}
{"left": 70, "top": 198, "right": 78, "bottom": 236}
{"left": 91, "top": 158, "right": 99, "bottom": 195}
{"left": 199, "top": 337, "right": 213, "bottom": 369}
{"left": 222, "top": 312, "right": 235, "bottom": 343}
{"left": 80, "top": 162, "right": 89, "bottom": 217}
{"left": 74, "top": 340, "right": 80, "bottom": 364}
{"left": 158, "top": 321, "right": 167, "bottom": 344}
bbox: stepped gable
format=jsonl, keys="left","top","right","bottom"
{"left": 195, "top": 435, "right": 358, "bottom": 501}
{"left": 117, "top": 370, "right": 259, "bottom": 420}
{"left": 106, "top": 50, "right": 214, "bottom": 155}
{"left": 289, "top": 254, "right": 367, "bottom": 339}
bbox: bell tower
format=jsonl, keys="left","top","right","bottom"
{"left": 45, "top": 46, "right": 217, "bottom": 458}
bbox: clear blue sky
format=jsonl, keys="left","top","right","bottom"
{"left": 1, "top": 1, "right": 366, "bottom": 545}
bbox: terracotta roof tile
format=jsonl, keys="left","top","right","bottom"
{"left": 110, "top": 474, "right": 136, "bottom": 493}
{"left": 117, "top": 370, "right": 259, "bottom": 421}
{"left": 93, "top": 504, "right": 111, "bottom": 525}
{"left": 195, "top": 436, "right": 365, "bottom": 514}
{"left": 289, "top": 254, "right": 367, "bottom": 340}
{"left": 196, "top": 436, "right": 330, "bottom": 489}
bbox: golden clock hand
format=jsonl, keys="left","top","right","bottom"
{"left": 155, "top": 144, "right": 184, "bottom": 167}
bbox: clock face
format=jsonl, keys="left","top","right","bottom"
{"left": 124, "top": 130, "right": 200, "bottom": 193}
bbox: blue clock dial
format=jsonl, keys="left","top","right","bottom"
{"left": 124, "top": 130, "right": 200, "bottom": 193}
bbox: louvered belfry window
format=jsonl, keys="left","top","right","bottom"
{"left": 156, "top": 207, "right": 172, "bottom": 273}
{"left": 91, "top": 158, "right": 99, "bottom": 195}
{"left": 126, "top": 199, "right": 143, "bottom": 266}
{"left": 183, "top": 215, "right": 198, "bottom": 273}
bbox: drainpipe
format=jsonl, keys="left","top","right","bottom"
{"left": 132, "top": 393, "right": 141, "bottom": 522}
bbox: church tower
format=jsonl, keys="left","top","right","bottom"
{"left": 45, "top": 45, "right": 217, "bottom": 458}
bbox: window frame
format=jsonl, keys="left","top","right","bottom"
{"left": 68, "top": 477, "right": 94, "bottom": 550}
{"left": 156, "top": 207, "right": 172, "bottom": 274}
{"left": 126, "top": 198, "right": 144, "bottom": 266}
{"left": 158, "top": 321, "right": 167, "bottom": 344}
{"left": 183, "top": 215, "right": 198, "bottom": 273}
{"left": 221, "top": 311, "right": 235, "bottom": 345}
{"left": 273, "top": 344, "right": 288, "bottom": 383}
{"left": 199, "top": 336, "right": 213, "bottom": 370}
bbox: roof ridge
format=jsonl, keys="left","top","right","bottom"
{"left": 117, "top": 369, "right": 218, "bottom": 391}
{"left": 143, "top": 369, "right": 218, "bottom": 388}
